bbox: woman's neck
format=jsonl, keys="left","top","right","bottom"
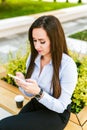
{"left": 41, "top": 55, "right": 51, "bottom": 65}
{"left": 39, "top": 56, "right": 51, "bottom": 75}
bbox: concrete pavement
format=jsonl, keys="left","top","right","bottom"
{"left": 0, "top": 4, "right": 87, "bottom": 64}
{"left": 0, "top": 4, "right": 87, "bottom": 38}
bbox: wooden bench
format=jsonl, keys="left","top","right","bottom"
{"left": 0, "top": 80, "right": 87, "bottom": 130}
{"left": 0, "top": 80, "right": 30, "bottom": 114}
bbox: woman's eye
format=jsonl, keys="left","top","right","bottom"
{"left": 33, "top": 39, "right": 45, "bottom": 44}
{"left": 40, "top": 41, "right": 45, "bottom": 44}
{"left": 33, "top": 40, "right": 36, "bottom": 42}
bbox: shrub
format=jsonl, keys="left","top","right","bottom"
{"left": 70, "top": 51, "right": 87, "bottom": 113}
{"left": 1, "top": 42, "right": 30, "bottom": 86}
{"left": 69, "top": 30, "right": 87, "bottom": 42}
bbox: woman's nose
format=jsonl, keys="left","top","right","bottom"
{"left": 35, "top": 42, "right": 40, "bottom": 49}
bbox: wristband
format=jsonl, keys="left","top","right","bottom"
{"left": 35, "top": 88, "right": 43, "bottom": 100}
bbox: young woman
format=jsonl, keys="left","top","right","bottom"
{"left": 0, "top": 15, "right": 78, "bottom": 130}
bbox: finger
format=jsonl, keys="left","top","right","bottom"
{"left": 16, "top": 72, "right": 21, "bottom": 75}
{"left": 15, "top": 79, "right": 21, "bottom": 86}
{"left": 20, "top": 83, "right": 31, "bottom": 91}
{"left": 26, "top": 78, "right": 36, "bottom": 83}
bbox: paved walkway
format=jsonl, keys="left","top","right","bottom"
{"left": 0, "top": 4, "right": 87, "bottom": 38}
{"left": 0, "top": 6, "right": 87, "bottom": 60}
{"left": 0, "top": 4, "right": 87, "bottom": 64}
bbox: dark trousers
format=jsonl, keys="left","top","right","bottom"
{"left": 0, "top": 98, "right": 71, "bottom": 130}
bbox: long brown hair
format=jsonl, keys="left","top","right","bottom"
{"left": 26, "top": 15, "right": 68, "bottom": 98}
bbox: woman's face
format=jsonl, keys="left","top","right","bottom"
{"left": 32, "top": 28, "right": 51, "bottom": 58}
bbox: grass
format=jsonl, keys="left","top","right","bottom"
{"left": 69, "top": 30, "right": 87, "bottom": 42}
{"left": 0, "top": 0, "right": 81, "bottom": 19}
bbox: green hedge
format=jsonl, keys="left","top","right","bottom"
{"left": 1, "top": 43, "right": 30, "bottom": 86}
{"left": 70, "top": 52, "right": 87, "bottom": 113}
{"left": 1, "top": 49, "right": 87, "bottom": 113}
{"left": 69, "top": 30, "right": 87, "bottom": 42}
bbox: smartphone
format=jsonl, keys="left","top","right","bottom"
{"left": 8, "top": 73, "right": 26, "bottom": 83}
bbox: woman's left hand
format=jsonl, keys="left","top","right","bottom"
{"left": 18, "top": 78, "right": 40, "bottom": 95}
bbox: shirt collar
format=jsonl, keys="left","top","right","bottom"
{"left": 34, "top": 55, "right": 41, "bottom": 68}
{"left": 34, "top": 55, "right": 52, "bottom": 67}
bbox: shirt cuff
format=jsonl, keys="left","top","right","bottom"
{"left": 38, "top": 91, "right": 65, "bottom": 113}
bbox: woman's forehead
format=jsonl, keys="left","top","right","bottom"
{"left": 32, "top": 28, "right": 47, "bottom": 38}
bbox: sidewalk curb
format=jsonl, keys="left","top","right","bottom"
{"left": 0, "top": 4, "right": 87, "bottom": 38}
{"left": 32, "top": 4, "right": 87, "bottom": 23}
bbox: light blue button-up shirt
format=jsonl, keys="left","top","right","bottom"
{"left": 19, "top": 53, "right": 78, "bottom": 113}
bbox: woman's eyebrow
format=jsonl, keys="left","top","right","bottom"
{"left": 33, "top": 37, "right": 45, "bottom": 41}
{"left": 38, "top": 38, "right": 45, "bottom": 40}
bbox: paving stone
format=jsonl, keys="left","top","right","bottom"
{"left": 0, "top": 107, "right": 12, "bottom": 120}
{"left": 70, "top": 113, "right": 80, "bottom": 125}
{"left": 64, "top": 121, "right": 82, "bottom": 130}
{"left": 82, "top": 121, "right": 87, "bottom": 130}
{"left": 77, "top": 106, "right": 87, "bottom": 126}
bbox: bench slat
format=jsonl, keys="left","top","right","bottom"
{"left": 0, "top": 87, "right": 29, "bottom": 114}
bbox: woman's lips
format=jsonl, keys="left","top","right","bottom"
{"left": 37, "top": 50, "right": 42, "bottom": 53}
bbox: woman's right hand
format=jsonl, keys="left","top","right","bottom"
{"left": 15, "top": 72, "right": 25, "bottom": 86}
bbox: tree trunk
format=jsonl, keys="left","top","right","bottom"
{"left": 66, "top": 0, "right": 69, "bottom": 2}
{"left": 54, "top": 0, "right": 56, "bottom": 2}
{"left": 78, "top": 0, "right": 82, "bottom": 3}
{"left": 1, "top": 0, "right": 6, "bottom": 4}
